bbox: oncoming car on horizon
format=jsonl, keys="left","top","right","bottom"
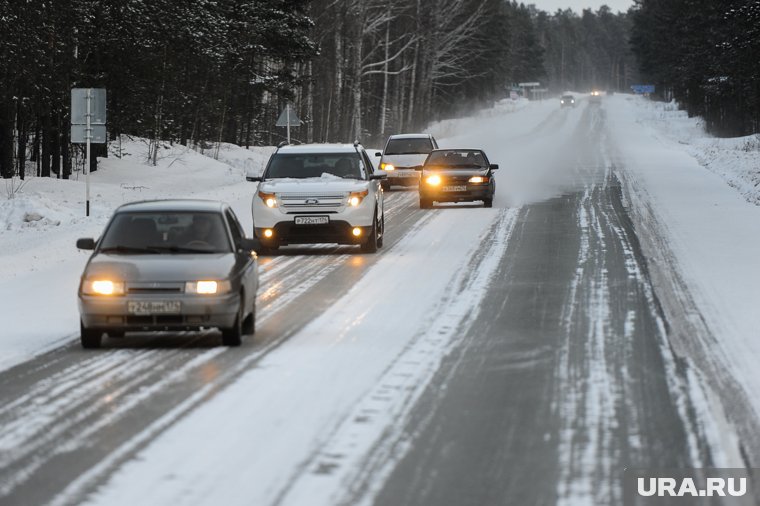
{"left": 377, "top": 133, "right": 438, "bottom": 190}
{"left": 76, "top": 200, "right": 259, "bottom": 348}
{"left": 560, "top": 94, "right": 576, "bottom": 108}
{"left": 417, "top": 149, "right": 498, "bottom": 209}
{"left": 247, "top": 143, "right": 387, "bottom": 254}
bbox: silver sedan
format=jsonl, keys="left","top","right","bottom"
{"left": 76, "top": 200, "right": 258, "bottom": 348}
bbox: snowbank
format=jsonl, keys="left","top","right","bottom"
{"left": 627, "top": 99, "right": 760, "bottom": 204}
{"left": 0, "top": 136, "right": 272, "bottom": 371}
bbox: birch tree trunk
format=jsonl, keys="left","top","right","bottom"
{"left": 379, "top": 18, "right": 390, "bottom": 137}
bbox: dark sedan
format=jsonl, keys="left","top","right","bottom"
{"left": 76, "top": 200, "right": 258, "bottom": 348}
{"left": 560, "top": 94, "right": 576, "bottom": 107}
{"left": 417, "top": 149, "right": 498, "bottom": 208}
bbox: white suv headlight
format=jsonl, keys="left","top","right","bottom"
{"left": 348, "top": 190, "right": 369, "bottom": 207}
{"left": 258, "top": 191, "right": 277, "bottom": 208}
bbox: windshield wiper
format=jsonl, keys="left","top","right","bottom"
{"left": 99, "top": 245, "right": 163, "bottom": 254}
{"left": 148, "top": 245, "right": 222, "bottom": 254}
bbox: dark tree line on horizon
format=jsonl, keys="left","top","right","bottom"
{"left": 630, "top": 0, "right": 760, "bottom": 137}
{"left": 0, "top": 0, "right": 638, "bottom": 181}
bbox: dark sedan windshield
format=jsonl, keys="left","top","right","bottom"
{"left": 424, "top": 150, "right": 487, "bottom": 169}
{"left": 99, "top": 212, "right": 231, "bottom": 254}
{"left": 265, "top": 153, "right": 366, "bottom": 179}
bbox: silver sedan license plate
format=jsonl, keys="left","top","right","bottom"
{"left": 127, "top": 300, "right": 181, "bottom": 315}
{"left": 443, "top": 185, "right": 467, "bottom": 192}
{"left": 295, "top": 216, "right": 329, "bottom": 225}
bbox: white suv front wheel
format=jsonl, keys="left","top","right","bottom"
{"left": 361, "top": 209, "right": 383, "bottom": 254}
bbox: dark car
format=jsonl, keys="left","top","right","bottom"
{"left": 75, "top": 199, "right": 259, "bottom": 348}
{"left": 417, "top": 149, "right": 498, "bottom": 208}
{"left": 560, "top": 94, "right": 576, "bottom": 108}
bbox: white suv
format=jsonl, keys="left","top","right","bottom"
{"left": 377, "top": 133, "right": 438, "bottom": 190}
{"left": 247, "top": 143, "right": 387, "bottom": 254}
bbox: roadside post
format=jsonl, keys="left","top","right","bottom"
{"left": 276, "top": 104, "right": 301, "bottom": 144}
{"left": 71, "top": 88, "right": 107, "bottom": 217}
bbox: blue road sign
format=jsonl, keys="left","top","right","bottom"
{"left": 631, "top": 84, "right": 655, "bottom": 94}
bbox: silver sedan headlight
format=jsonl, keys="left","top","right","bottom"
{"left": 185, "top": 280, "right": 232, "bottom": 295}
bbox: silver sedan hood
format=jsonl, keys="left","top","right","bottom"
{"left": 84, "top": 253, "right": 237, "bottom": 282}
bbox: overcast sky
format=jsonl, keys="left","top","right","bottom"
{"left": 529, "top": 0, "right": 634, "bottom": 13}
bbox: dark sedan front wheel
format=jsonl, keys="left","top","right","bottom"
{"left": 80, "top": 321, "right": 103, "bottom": 349}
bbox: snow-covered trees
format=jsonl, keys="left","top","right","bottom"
{"left": 534, "top": 6, "right": 636, "bottom": 94}
{"left": 631, "top": 0, "right": 760, "bottom": 136}
{"left": 0, "top": 0, "right": 315, "bottom": 177}
{"left": 305, "top": 0, "right": 547, "bottom": 145}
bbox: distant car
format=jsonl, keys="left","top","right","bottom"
{"left": 247, "top": 143, "right": 387, "bottom": 254}
{"left": 418, "top": 149, "right": 498, "bottom": 208}
{"left": 560, "top": 94, "right": 576, "bottom": 108}
{"left": 76, "top": 200, "right": 259, "bottom": 348}
{"left": 590, "top": 90, "right": 602, "bottom": 103}
{"left": 377, "top": 134, "right": 438, "bottom": 190}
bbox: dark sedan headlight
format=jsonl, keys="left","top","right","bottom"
{"left": 185, "top": 280, "right": 232, "bottom": 295}
{"left": 425, "top": 175, "right": 442, "bottom": 186}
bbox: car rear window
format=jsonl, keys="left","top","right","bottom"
{"left": 99, "top": 212, "right": 231, "bottom": 254}
{"left": 384, "top": 138, "right": 433, "bottom": 156}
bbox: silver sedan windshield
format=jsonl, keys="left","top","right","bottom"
{"left": 98, "top": 212, "right": 232, "bottom": 254}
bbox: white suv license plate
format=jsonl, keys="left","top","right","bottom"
{"left": 443, "top": 185, "right": 467, "bottom": 192}
{"left": 127, "top": 301, "right": 181, "bottom": 315}
{"left": 295, "top": 216, "right": 329, "bottom": 225}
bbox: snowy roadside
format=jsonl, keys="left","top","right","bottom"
{"left": 606, "top": 94, "right": 760, "bottom": 465}
{"left": 625, "top": 98, "right": 760, "bottom": 204}
{"left": 0, "top": 138, "right": 271, "bottom": 372}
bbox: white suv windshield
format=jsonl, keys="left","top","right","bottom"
{"left": 266, "top": 153, "right": 366, "bottom": 180}
{"left": 384, "top": 138, "right": 433, "bottom": 155}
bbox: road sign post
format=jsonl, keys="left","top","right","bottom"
{"left": 71, "top": 88, "right": 106, "bottom": 217}
{"left": 276, "top": 104, "right": 301, "bottom": 144}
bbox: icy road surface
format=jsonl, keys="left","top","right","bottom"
{"left": 0, "top": 98, "right": 748, "bottom": 505}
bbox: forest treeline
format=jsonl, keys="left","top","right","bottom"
{"left": 0, "top": 0, "right": 636, "bottom": 180}
{"left": 631, "top": 0, "right": 760, "bottom": 136}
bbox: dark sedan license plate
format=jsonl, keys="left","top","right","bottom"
{"left": 443, "top": 185, "right": 467, "bottom": 192}
{"left": 295, "top": 216, "right": 329, "bottom": 225}
{"left": 127, "top": 300, "right": 181, "bottom": 315}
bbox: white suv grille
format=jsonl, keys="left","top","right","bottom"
{"left": 279, "top": 193, "right": 346, "bottom": 212}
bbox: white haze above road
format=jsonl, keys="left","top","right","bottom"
{"left": 530, "top": 0, "right": 633, "bottom": 13}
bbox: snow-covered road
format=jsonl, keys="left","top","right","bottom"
{"left": 0, "top": 95, "right": 758, "bottom": 505}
